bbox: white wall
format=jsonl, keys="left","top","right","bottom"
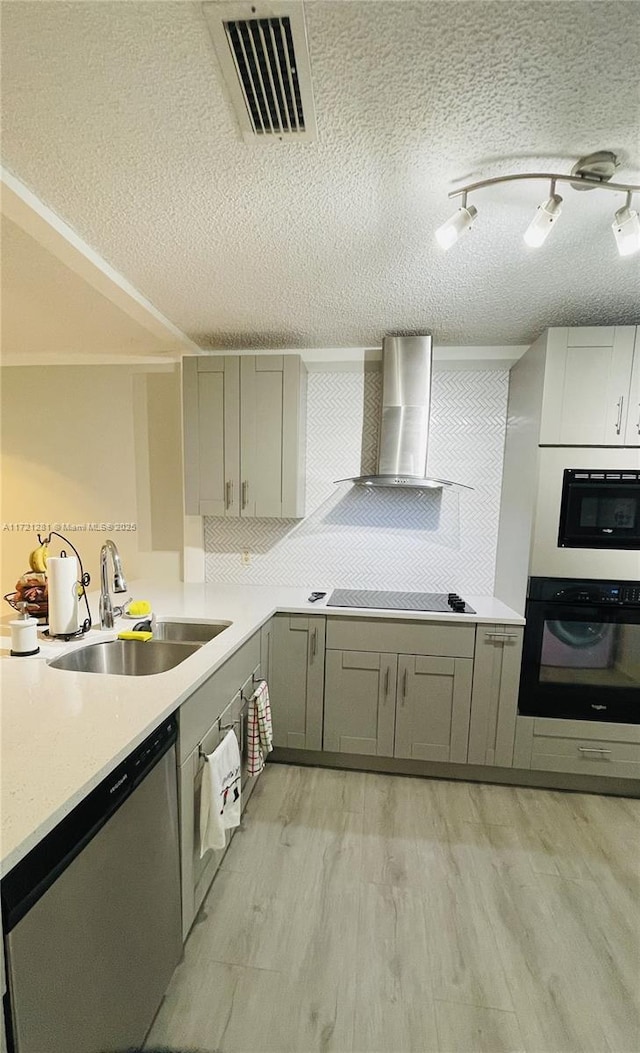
{"left": 0, "top": 363, "right": 183, "bottom": 601}
{"left": 204, "top": 368, "right": 509, "bottom": 595}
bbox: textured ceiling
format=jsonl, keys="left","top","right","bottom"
{"left": 1, "top": 1, "right": 639, "bottom": 351}
{"left": 0, "top": 216, "right": 181, "bottom": 358}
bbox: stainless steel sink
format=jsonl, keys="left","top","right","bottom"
{"left": 48, "top": 639, "right": 201, "bottom": 676}
{"left": 152, "top": 619, "right": 230, "bottom": 644}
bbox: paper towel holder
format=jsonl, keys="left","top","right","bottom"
{"left": 38, "top": 530, "right": 92, "bottom": 639}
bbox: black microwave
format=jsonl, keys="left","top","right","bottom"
{"left": 558, "top": 469, "right": 640, "bottom": 549}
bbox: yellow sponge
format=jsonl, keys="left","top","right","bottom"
{"left": 118, "top": 630, "right": 153, "bottom": 642}
{"left": 127, "top": 600, "right": 151, "bottom": 617}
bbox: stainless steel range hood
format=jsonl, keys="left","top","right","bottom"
{"left": 337, "top": 333, "right": 472, "bottom": 490}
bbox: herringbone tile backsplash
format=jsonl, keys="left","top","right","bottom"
{"left": 204, "top": 370, "right": 508, "bottom": 594}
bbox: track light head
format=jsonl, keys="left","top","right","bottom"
{"left": 523, "top": 191, "right": 563, "bottom": 248}
{"left": 435, "top": 201, "right": 477, "bottom": 251}
{"left": 612, "top": 194, "right": 640, "bottom": 257}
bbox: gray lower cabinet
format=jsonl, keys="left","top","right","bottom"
{"left": 514, "top": 716, "right": 640, "bottom": 779}
{"left": 269, "top": 614, "right": 325, "bottom": 750}
{"left": 260, "top": 617, "right": 273, "bottom": 687}
{"left": 322, "top": 618, "right": 475, "bottom": 764}
{"left": 324, "top": 650, "right": 397, "bottom": 755}
{"left": 177, "top": 631, "right": 262, "bottom": 938}
{"left": 179, "top": 666, "right": 260, "bottom": 939}
{"left": 468, "top": 625, "right": 524, "bottom": 767}
{"left": 395, "top": 654, "right": 473, "bottom": 763}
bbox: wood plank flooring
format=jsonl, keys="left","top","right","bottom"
{"left": 146, "top": 764, "right": 640, "bottom": 1053}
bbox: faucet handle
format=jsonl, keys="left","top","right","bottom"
{"left": 113, "top": 597, "right": 131, "bottom": 620}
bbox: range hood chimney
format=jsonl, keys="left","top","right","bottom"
{"left": 339, "top": 333, "right": 472, "bottom": 490}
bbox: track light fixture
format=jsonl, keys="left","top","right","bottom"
{"left": 435, "top": 151, "right": 640, "bottom": 258}
{"left": 612, "top": 192, "right": 640, "bottom": 257}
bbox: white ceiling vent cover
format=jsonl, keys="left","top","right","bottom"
{"left": 203, "top": 1, "right": 317, "bottom": 143}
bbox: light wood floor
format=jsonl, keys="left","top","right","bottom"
{"left": 146, "top": 764, "right": 640, "bottom": 1053}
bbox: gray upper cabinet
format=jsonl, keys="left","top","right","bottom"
{"left": 324, "top": 650, "right": 397, "bottom": 756}
{"left": 538, "top": 326, "right": 638, "bottom": 446}
{"left": 394, "top": 654, "right": 473, "bottom": 764}
{"left": 269, "top": 614, "right": 325, "bottom": 750}
{"left": 183, "top": 354, "right": 307, "bottom": 517}
{"left": 468, "top": 625, "right": 524, "bottom": 767}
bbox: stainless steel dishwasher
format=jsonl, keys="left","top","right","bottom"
{"left": 1, "top": 716, "right": 182, "bottom": 1053}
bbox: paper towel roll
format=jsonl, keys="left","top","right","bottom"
{"left": 47, "top": 556, "right": 79, "bottom": 636}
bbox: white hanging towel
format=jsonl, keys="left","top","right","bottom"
{"left": 199, "top": 729, "right": 242, "bottom": 856}
{"left": 247, "top": 680, "right": 273, "bottom": 776}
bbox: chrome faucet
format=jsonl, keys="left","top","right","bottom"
{"left": 99, "top": 540, "right": 128, "bottom": 629}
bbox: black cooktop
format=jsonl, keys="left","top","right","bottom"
{"left": 326, "top": 589, "right": 476, "bottom": 614}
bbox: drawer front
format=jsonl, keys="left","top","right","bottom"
{"left": 531, "top": 734, "right": 640, "bottom": 779}
{"left": 178, "top": 632, "right": 261, "bottom": 762}
{"left": 326, "top": 617, "right": 475, "bottom": 658}
{"left": 533, "top": 718, "right": 640, "bottom": 744}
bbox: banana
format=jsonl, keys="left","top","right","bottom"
{"left": 29, "top": 543, "right": 49, "bottom": 573}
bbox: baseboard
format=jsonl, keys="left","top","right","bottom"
{"left": 269, "top": 748, "right": 640, "bottom": 798}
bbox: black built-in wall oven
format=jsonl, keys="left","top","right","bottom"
{"left": 519, "top": 577, "right": 640, "bottom": 724}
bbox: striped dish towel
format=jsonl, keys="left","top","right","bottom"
{"left": 247, "top": 679, "right": 273, "bottom": 776}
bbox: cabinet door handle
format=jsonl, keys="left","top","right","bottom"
{"left": 615, "top": 395, "right": 624, "bottom": 435}
{"left": 384, "top": 666, "right": 389, "bottom": 697}
{"left": 578, "top": 746, "right": 612, "bottom": 755}
{"left": 310, "top": 627, "right": 317, "bottom": 659}
{"left": 636, "top": 404, "right": 640, "bottom": 435}
{"left": 401, "top": 668, "right": 408, "bottom": 703}
{"left": 485, "top": 632, "right": 519, "bottom": 641}
{"left": 241, "top": 481, "right": 249, "bottom": 509}
{"left": 225, "top": 480, "right": 233, "bottom": 509}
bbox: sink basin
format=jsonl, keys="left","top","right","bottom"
{"left": 48, "top": 639, "right": 200, "bottom": 676}
{"left": 152, "top": 619, "right": 230, "bottom": 644}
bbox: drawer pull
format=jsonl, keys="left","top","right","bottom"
{"left": 578, "top": 746, "right": 612, "bottom": 755}
{"left": 485, "top": 632, "right": 519, "bottom": 640}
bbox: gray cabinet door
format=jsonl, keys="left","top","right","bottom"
{"left": 260, "top": 617, "right": 273, "bottom": 687}
{"left": 468, "top": 625, "right": 524, "bottom": 767}
{"left": 324, "top": 650, "right": 397, "bottom": 756}
{"left": 269, "top": 614, "right": 325, "bottom": 750}
{"left": 625, "top": 331, "right": 640, "bottom": 445}
{"left": 183, "top": 356, "right": 240, "bottom": 516}
{"left": 394, "top": 654, "right": 473, "bottom": 763}
{"left": 539, "top": 326, "right": 636, "bottom": 446}
{"left": 239, "top": 355, "right": 306, "bottom": 517}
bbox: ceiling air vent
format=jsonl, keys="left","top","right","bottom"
{"left": 203, "top": 2, "right": 317, "bottom": 143}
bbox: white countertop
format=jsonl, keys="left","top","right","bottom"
{"left": 1, "top": 582, "right": 523, "bottom": 876}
